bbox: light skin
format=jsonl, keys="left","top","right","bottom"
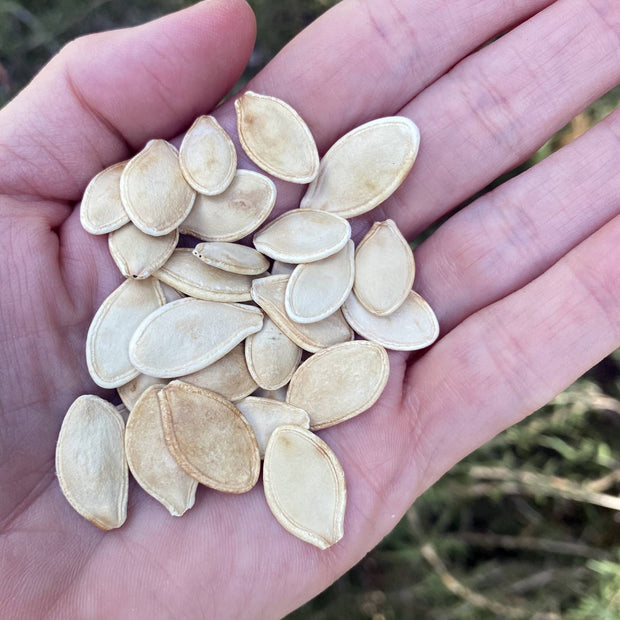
{"left": 1, "top": 0, "right": 619, "bottom": 616}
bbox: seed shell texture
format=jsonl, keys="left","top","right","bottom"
{"left": 118, "top": 373, "right": 167, "bottom": 411}
{"left": 301, "top": 117, "right": 420, "bottom": 218}
{"left": 129, "top": 297, "right": 263, "bottom": 377}
{"left": 180, "top": 170, "right": 276, "bottom": 242}
{"left": 180, "top": 343, "right": 258, "bottom": 402}
{"left": 236, "top": 397, "right": 310, "bottom": 457}
{"left": 285, "top": 240, "right": 354, "bottom": 324}
{"left": 286, "top": 340, "right": 389, "bottom": 430}
{"left": 80, "top": 161, "right": 129, "bottom": 234}
{"left": 55, "top": 395, "right": 128, "bottom": 529}
{"left": 125, "top": 385, "right": 198, "bottom": 516}
{"left": 158, "top": 381, "right": 260, "bottom": 493}
{"left": 251, "top": 275, "right": 353, "bottom": 353}
{"left": 342, "top": 290, "right": 439, "bottom": 350}
{"left": 179, "top": 115, "right": 236, "bottom": 195}
{"left": 245, "top": 316, "right": 302, "bottom": 390}
{"left": 86, "top": 278, "right": 165, "bottom": 389}
{"left": 263, "top": 425, "right": 346, "bottom": 549}
{"left": 108, "top": 223, "right": 178, "bottom": 279}
{"left": 354, "top": 220, "right": 415, "bottom": 316}
{"left": 154, "top": 248, "right": 254, "bottom": 302}
{"left": 120, "top": 139, "right": 196, "bottom": 236}
{"left": 193, "top": 242, "right": 269, "bottom": 275}
{"left": 235, "top": 91, "right": 319, "bottom": 183}
{"left": 253, "top": 210, "right": 351, "bottom": 263}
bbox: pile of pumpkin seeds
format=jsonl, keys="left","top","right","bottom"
{"left": 55, "top": 92, "right": 439, "bottom": 549}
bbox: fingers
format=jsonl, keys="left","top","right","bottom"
{"left": 0, "top": 0, "right": 256, "bottom": 201}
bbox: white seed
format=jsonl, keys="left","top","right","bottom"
{"left": 271, "top": 260, "right": 296, "bottom": 276}
{"left": 56, "top": 395, "right": 127, "bottom": 530}
{"left": 354, "top": 220, "right": 414, "bottom": 316}
{"left": 263, "top": 425, "right": 346, "bottom": 549}
{"left": 129, "top": 297, "right": 263, "bottom": 377}
{"left": 86, "top": 278, "right": 165, "bottom": 389}
{"left": 285, "top": 240, "right": 354, "bottom": 324}
{"left": 235, "top": 91, "right": 319, "bottom": 183}
{"left": 286, "top": 341, "right": 389, "bottom": 430}
{"left": 125, "top": 385, "right": 197, "bottom": 516}
{"left": 180, "top": 343, "right": 258, "bottom": 402}
{"left": 108, "top": 223, "right": 178, "bottom": 279}
{"left": 154, "top": 248, "right": 254, "bottom": 302}
{"left": 193, "top": 242, "right": 269, "bottom": 275}
{"left": 301, "top": 117, "right": 420, "bottom": 218}
{"left": 251, "top": 275, "right": 353, "bottom": 352}
{"left": 179, "top": 115, "right": 236, "bottom": 195}
{"left": 160, "top": 282, "right": 185, "bottom": 303}
{"left": 253, "top": 209, "right": 351, "bottom": 263}
{"left": 80, "top": 161, "right": 129, "bottom": 234}
{"left": 158, "top": 381, "right": 260, "bottom": 493}
{"left": 342, "top": 290, "right": 439, "bottom": 350}
{"left": 245, "top": 316, "right": 302, "bottom": 390}
{"left": 180, "top": 169, "right": 276, "bottom": 242}
{"left": 120, "top": 140, "right": 195, "bottom": 236}
{"left": 118, "top": 373, "right": 166, "bottom": 411}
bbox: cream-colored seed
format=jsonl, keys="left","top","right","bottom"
{"left": 271, "top": 260, "right": 295, "bottom": 276}
{"left": 56, "top": 395, "right": 128, "bottom": 530}
{"left": 263, "top": 425, "right": 346, "bottom": 549}
{"left": 179, "top": 115, "right": 236, "bottom": 195}
{"left": 193, "top": 242, "right": 269, "bottom": 275}
{"left": 118, "top": 373, "right": 166, "bottom": 411}
{"left": 235, "top": 91, "right": 319, "bottom": 183}
{"left": 252, "top": 386, "right": 288, "bottom": 401}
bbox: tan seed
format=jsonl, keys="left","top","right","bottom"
{"left": 125, "top": 385, "right": 197, "bottom": 516}
{"left": 263, "top": 425, "right": 345, "bottom": 549}
{"left": 253, "top": 209, "right": 351, "bottom": 263}
{"left": 193, "top": 242, "right": 269, "bottom": 275}
{"left": 286, "top": 340, "right": 389, "bottom": 430}
{"left": 129, "top": 297, "right": 263, "bottom": 377}
{"left": 55, "top": 395, "right": 127, "bottom": 530}
{"left": 301, "top": 117, "right": 420, "bottom": 218}
{"left": 235, "top": 91, "right": 319, "bottom": 183}
{"left": 120, "top": 139, "right": 195, "bottom": 236}
{"left": 285, "top": 240, "right": 354, "bottom": 324}
{"left": 118, "top": 373, "right": 166, "bottom": 411}
{"left": 180, "top": 169, "right": 276, "bottom": 242}
{"left": 179, "top": 115, "right": 236, "bottom": 195}
{"left": 342, "top": 290, "right": 439, "bottom": 350}
{"left": 158, "top": 381, "right": 260, "bottom": 493}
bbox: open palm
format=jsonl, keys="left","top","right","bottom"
{"left": 2, "top": 0, "right": 619, "bottom": 617}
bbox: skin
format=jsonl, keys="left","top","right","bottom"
{"left": 1, "top": 0, "right": 619, "bottom": 616}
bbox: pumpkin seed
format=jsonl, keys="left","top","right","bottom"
{"left": 251, "top": 275, "right": 353, "bottom": 352}
{"left": 263, "top": 425, "right": 345, "bottom": 549}
{"left": 245, "top": 316, "right": 302, "bottom": 390}
{"left": 193, "top": 242, "right": 269, "bottom": 275}
{"left": 120, "top": 139, "right": 195, "bottom": 236}
{"left": 154, "top": 248, "right": 254, "bottom": 302}
{"left": 342, "top": 290, "right": 439, "bottom": 350}
{"left": 235, "top": 91, "right": 319, "bottom": 183}
{"left": 235, "top": 397, "right": 309, "bottom": 457}
{"left": 108, "top": 223, "right": 178, "bottom": 279}
{"left": 252, "top": 386, "right": 288, "bottom": 401}
{"left": 129, "top": 297, "right": 263, "bottom": 377}
{"left": 160, "top": 282, "right": 184, "bottom": 303}
{"left": 86, "top": 278, "right": 165, "bottom": 389}
{"left": 80, "top": 161, "right": 129, "bottom": 234}
{"left": 285, "top": 240, "right": 354, "bottom": 324}
{"left": 286, "top": 340, "right": 389, "bottom": 430}
{"left": 301, "top": 117, "right": 420, "bottom": 218}
{"left": 253, "top": 209, "right": 351, "bottom": 263}
{"left": 55, "top": 395, "right": 127, "bottom": 530}
{"left": 179, "top": 115, "right": 236, "bottom": 195}
{"left": 118, "top": 373, "right": 166, "bottom": 411}
{"left": 180, "top": 343, "right": 258, "bottom": 402}
{"left": 354, "top": 220, "right": 414, "bottom": 316}
{"left": 271, "top": 260, "right": 295, "bottom": 276}
{"left": 158, "top": 381, "right": 260, "bottom": 493}
{"left": 180, "top": 169, "right": 276, "bottom": 242}
{"left": 115, "top": 403, "right": 129, "bottom": 422}
{"left": 125, "top": 385, "right": 197, "bottom": 516}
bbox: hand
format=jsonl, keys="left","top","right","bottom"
{"left": 1, "top": 0, "right": 619, "bottom": 616}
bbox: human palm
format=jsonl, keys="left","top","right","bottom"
{"left": 2, "top": 0, "right": 619, "bottom": 617}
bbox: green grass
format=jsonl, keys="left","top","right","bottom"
{"left": 1, "top": 1, "right": 619, "bottom": 617}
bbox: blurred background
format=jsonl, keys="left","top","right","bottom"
{"left": 1, "top": 1, "right": 619, "bottom": 617}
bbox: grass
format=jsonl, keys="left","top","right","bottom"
{"left": 1, "top": 1, "right": 619, "bottom": 617}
